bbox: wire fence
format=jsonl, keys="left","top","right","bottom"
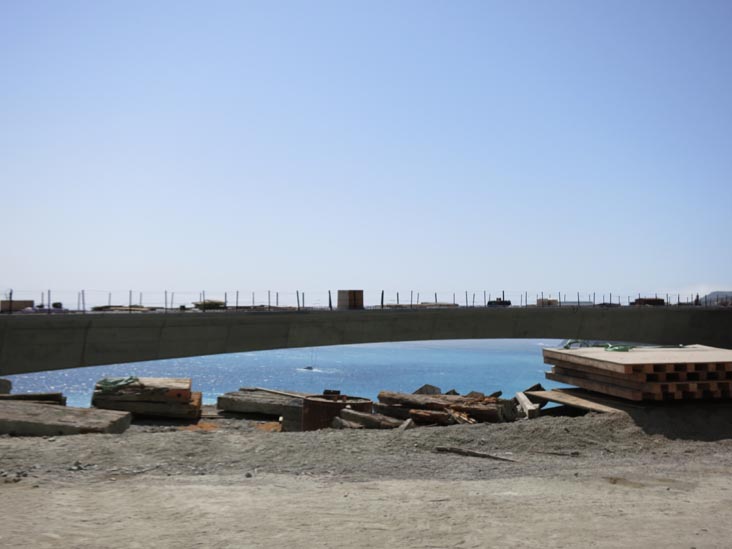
{"left": 1, "top": 288, "right": 729, "bottom": 314}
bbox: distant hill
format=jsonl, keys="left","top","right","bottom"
{"left": 701, "top": 291, "right": 732, "bottom": 305}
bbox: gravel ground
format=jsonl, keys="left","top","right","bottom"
{"left": 2, "top": 405, "right": 732, "bottom": 548}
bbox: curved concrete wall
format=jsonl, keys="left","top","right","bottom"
{"left": 1, "top": 307, "right": 731, "bottom": 375}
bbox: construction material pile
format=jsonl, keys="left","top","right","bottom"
{"left": 372, "top": 389, "right": 518, "bottom": 426}
{"left": 324, "top": 385, "right": 518, "bottom": 430}
{"left": 92, "top": 377, "right": 202, "bottom": 419}
{"left": 0, "top": 378, "right": 132, "bottom": 436}
{"left": 543, "top": 344, "right": 732, "bottom": 401}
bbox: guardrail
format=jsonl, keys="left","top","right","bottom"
{"left": 1, "top": 288, "right": 728, "bottom": 314}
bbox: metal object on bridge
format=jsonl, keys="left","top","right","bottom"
{"left": 337, "top": 290, "right": 364, "bottom": 310}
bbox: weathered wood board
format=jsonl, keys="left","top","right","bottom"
{"left": 515, "top": 391, "right": 540, "bottom": 419}
{"left": 545, "top": 371, "right": 644, "bottom": 400}
{"left": 525, "top": 389, "right": 630, "bottom": 414}
{"left": 218, "top": 389, "right": 303, "bottom": 416}
{"left": 218, "top": 389, "right": 303, "bottom": 431}
{"left": 0, "top": 400, "right": 131, "bottom": 436}
{"left": 372, "top": 402, "right": 412, "bottom": 420}
{"left": 0, "top": 393, "right": 67, "bottom": 404}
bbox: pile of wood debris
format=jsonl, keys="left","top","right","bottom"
{"left": 217, "top": 384, "right": 550, "bottom": 431}
{"left": 332, "top": 385, "right": 521, "bottom": 430}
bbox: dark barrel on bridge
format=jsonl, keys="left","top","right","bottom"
{"left": 301, "top": 394, "right": 372, "bottom": 431}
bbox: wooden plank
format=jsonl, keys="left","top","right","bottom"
{"left": 0, "top": 400, "right": 131, "bottom": 436}
{"left": 0, "top": 393, "right": 67, "bottom": 404}
{"left": 330, "top": 417, "right": 364, "bottom": 429}
{"left": 545, "top": 371, "right": 644, "bottom": 400}
{"left": 89, "top": 391, "right": 187, "bottom": 404}
{"left": 548, "top": 359, "right": 647, "bottom": 382}
{"left": 514, "top": 392, "right": 540, "bottom": 419}
{"left": 134, "top": 378, "right": 191, "bottom": 391}
{"left": 249, "top": 387, "right": 309, "bottom": 399}
{"left": 372, "top": 402, "right": 411, "bottom": 420}
{"left": 525, "top": 389, "right": 628, "bottom": 414}
{"left": 552, "top": 365, "right": 648, "bottom": 391}
{"left": 543, "top": 349, "right": 632, "bottom": 374}
{"left": 340, "top": 408, "right": 402, "bottom": 429}
{"left": 217, "top": 390, "right": 302, "bottom": 417}
{"left": 377, "top": 391, "right": 471, "bottom": 410}
{"left": 409, "top": 409, "right": 455, "bottom": 425}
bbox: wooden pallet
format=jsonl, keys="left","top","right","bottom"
{"left": 543, "top": 345, "right": 732, "bottom": 402}
{"left": 543, "top": 345, "right": 732, "bottom": 374}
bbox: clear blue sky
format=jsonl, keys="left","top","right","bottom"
{"left": 2, "top": 1, "right": 731, "bottom": 305}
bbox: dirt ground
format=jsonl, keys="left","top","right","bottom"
{"left": 2, "top": 405, "right": 732, "bottom": 548}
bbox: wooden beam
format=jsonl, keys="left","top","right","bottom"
{"left": 515, "top": 391, "right": 540, "bottom": 419}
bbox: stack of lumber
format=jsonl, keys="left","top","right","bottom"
{"left": 375, "top": 390, "right": 517, "bottom": 425}
{"left": 543, "top": 344, "right": 732, "bottom": 401}
{"left": 92, "top": 377, "right": 201, "bottom": 419}
{"left": 217, "top": 387, "right": 306, "bottom": 432}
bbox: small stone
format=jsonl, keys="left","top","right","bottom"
{"left": 245, "top": 472, "right": 253, "bottom": 478}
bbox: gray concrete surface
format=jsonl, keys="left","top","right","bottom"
{"left": 1, "top": 307, "right": 731, "bottom": 376}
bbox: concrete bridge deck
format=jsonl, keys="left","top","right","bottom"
{"left": 1, "top": 307, "right": 731, "bottom": 376}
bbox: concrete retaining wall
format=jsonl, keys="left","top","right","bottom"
{"left": 1, "top": 307, "right": 731, "bottom": 375}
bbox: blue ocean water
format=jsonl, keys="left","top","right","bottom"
{"left": 6, "top": 339, "right": 565, "bottom": 407}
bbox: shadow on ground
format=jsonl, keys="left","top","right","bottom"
{"left": 626, "top": 401, "right": 732, "bottom": 441}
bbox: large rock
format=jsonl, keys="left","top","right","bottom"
{"left": 413, "top": 384, "right": 441, "bottom": 395}
{"left": 0, "top": 400, "right": 131, "bottom": 436}
{"left": 0, "top": 379, "right": 11, "bottom": 394}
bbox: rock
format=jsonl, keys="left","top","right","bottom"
{"left": 0, "top": 379, "right": 11, "bottom": 394}
{"left": 413, "top": 384, "right": 442, "bottom": 395}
